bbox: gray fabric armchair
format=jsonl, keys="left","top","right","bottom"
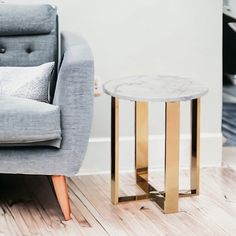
{"left": 0, "top": 4, "right": 94, "bottom": 220}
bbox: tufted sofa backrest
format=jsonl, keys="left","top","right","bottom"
{"left": 0, "top": 4, "right": 59, "bottom": 100}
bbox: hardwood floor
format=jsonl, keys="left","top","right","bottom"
{"left": 0, "top": 154, "right": 236, "bottom": 235}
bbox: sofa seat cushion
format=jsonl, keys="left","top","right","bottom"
{"left": 0, "top": 96, "right": 61, "bottom": 148}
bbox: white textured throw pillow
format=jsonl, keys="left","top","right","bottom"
{"left": 0, "top": 62, "right": 55, "bottom": 102}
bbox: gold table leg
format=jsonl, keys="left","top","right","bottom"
{"left": 163, "top": 102, "right": 180, "bottom": 213}
{"left": 190, "top": 98, "right": 200, "bottom": 195}
{"left": 135, "top": 102, "right": 149, "bottom": 193}
{"left": 111, "top": 97, "right": 119, "bottom": 204}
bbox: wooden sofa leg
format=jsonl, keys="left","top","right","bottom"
{"left": 52, "top": 175, "right": 71, "bottom": 221}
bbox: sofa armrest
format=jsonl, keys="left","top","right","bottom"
{"left": 53, "top": 32, "right": 94, "bottom": 158}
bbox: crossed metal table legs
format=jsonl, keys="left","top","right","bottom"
{"left": 111, "top": 97, "right": 200, "bottom": 213}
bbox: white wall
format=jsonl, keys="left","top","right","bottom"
{"left": 6, "top": 0, "right": 223, "bottom": 173}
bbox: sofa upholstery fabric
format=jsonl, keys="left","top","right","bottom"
{"left": 0, "top": 4, "right": 56, "bottom": 36}
{"left": 0, "top": 96, "right": 61, "bottom": 148}
{"left": 0, "top": 62, "right": 55, "bottom": 102}
{"left": 0, "top": 4, "right": 94, "bottom": 176}
{"left": 0, "top": 4, "right": 58, "bottom": 101}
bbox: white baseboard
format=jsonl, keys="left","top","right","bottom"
{"left": 79, "top": 133, "right": 222, "bottom": 175}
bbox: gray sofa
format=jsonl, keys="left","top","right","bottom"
{"left": 0, "top": 4, "right": 94, "bottom": 220}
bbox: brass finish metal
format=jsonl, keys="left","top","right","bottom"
{"left": 110, "top": 98, "right": 201, "bottom": 214}
{"left": 119, "top": 181, "right": 165, "bottom": 208}
{"left": 190, "top": 98, "right": 200, "bottom": 195}
{"left": 135, "top": 102, "right": 149, "bottom": 193}
{"left": 164, "top": 102, "right": 180, "bottom": 213}
{"left": 111, "top": 97, "right": 119, "bottom": 204}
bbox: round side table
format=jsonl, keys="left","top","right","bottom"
{"left": 103, "top": 75, "right": 208, "bottom": 213}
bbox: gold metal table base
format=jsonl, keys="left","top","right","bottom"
{"left": 111, "top": 97, "right": 200, "bottom": 214}
{"left": 118, "top": 179, "right": 198, "bottom": 213}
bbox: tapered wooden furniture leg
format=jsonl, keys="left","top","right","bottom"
{"left": 52, "top": 175, "right": 71, "bottom": 221}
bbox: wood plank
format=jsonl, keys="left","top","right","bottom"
{"left": 0, "top": 154, "right": 235, "bottom": 236}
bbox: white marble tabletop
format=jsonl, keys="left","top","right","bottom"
{"left": 103, "top": 75, "right": 208, "bottom": 102}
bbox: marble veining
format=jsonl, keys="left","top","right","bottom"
{"left": 103, "top": 75, "right": 208, "bottom": 102}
